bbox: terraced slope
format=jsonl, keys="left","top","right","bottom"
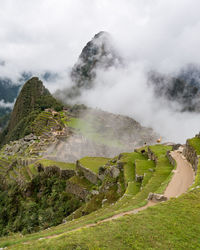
{"left": 0, "top": 144, "right": 181, "bottom": 249}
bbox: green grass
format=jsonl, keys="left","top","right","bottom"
{"left": 135, "top": 159, "right": 155, "bottom": 176}
{"left": 136, "top": 159, "right": 156, "bottom": 189}
{"left": 188, "top": 137, "right": 200, "bottom": 155}
{"left": 125, "top": 181, "right": 141, "bottom": 195}
{"left": 36, "top": 159, "right": 75, "bottom": 170}
{"left": 79, "top": 157, "right": 110, "bottom": 174}
{"left": 2, "top": 190, "right": 200, "bottom": 249}
{"left": 149, "top": 144, "right": 172, "bottom": 157}
{"left": 122, "top": 152, "right": 146, "bottom": 185}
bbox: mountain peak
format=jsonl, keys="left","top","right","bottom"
{"left": 1, "top": 77, "right": 63, "bottom": 144}
{"left": 71, "top": 31, "right": 121, "bottom": 90}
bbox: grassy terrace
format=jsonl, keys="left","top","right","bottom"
{"left": 35, "top": 159, "right": 75, "bottom": 170}
{"left": 79, "top": 157, "right": 110, "bottom": 174}
{"left": 0, "top": 145, "right": 175, "bottom": 248}
{"left": 122, "top": 152, "right": 146, "bottom": 196}
{"left": 135, "top": 159, "right": 156, "bottom": 188}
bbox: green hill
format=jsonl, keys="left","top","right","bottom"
{"left": 0, "top": 77, "right": 63, "bottom": 145}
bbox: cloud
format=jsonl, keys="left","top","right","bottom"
{"left": 0, "top": 99, "right": 15, "bottom": 108}
{"left": 1, "top": 0, "right": 200, "bottom": 77}
{"left": 1, "top": 0, "right": 200, "bottom": 142}
{"left": 74, "top": 63, "right": 200, "bottom": 144}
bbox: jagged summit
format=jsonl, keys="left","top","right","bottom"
{"left": 59, "top": 31, "right": 121, "bottom": 99}
{"left": 71, "top": 31, "right": 121, "bottom": 88}
{"left": 0, "top": 77, "right": 63, "bottom": 145}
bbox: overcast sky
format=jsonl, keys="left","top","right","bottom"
{"left": 1, "top": 0, "right": 200, "bottom": 142}
{"left": 1, "top": 0, "right": 200, "bottom": 81}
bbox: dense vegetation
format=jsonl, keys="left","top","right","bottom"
{"left": 0, "top": 173, "right": 81, "bottom": 236}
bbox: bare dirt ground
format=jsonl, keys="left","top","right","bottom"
{"left": 37, "top": 149, "right": 194, "bottom": 241}
{"left": 164, "top": 150, "right": 194, "bottom": 198}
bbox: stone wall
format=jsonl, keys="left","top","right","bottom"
{"left": 66, "top": 181, "right": 90, "bottom": 200}
{"left": 76, "top": 161, "right": 100, "bottom": 184}
{"left": 166, "top": 151, "right": 176, "bottom": 167}
{"left": 183, "top": 140, "right": 199, "bottom": 173}
{"left": 147, "top": 147, "right": 157, "bottom": 163}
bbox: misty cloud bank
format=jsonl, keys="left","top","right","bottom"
{"left": 1, "top": 0, "right": 200, "bottom": 142}
{"left": 73, "top": 64, "right": 200, "bottom": 143}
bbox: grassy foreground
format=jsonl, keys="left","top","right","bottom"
{"left": 1, "top": 189, "right": 200, "bottom": 249}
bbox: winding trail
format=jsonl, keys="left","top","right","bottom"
{"left": 33, "top": 149, "right": 195, "bottom": 241}
{"left": 164, "top": 150, "right": 194, "bottom": 198}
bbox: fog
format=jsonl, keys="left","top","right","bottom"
{"left": 0, "top": 99, "right": 14, "bottom": 108}
{"left": 1, "top": 0, "right": 200, "bottom": 142}
{"left": 76, "top": 64, "right": 200, "bottom": 143}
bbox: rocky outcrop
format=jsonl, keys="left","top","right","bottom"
{"left": 166, "top": 151, "right": 176, "bottom": 167}
{"left": 76, "top": 161, "right": 100, "bottom": 185}
{"left": 66, "top": 181, "right": 90, "bottom": 201}
{"left": 148, "top": 192, "right": 167, "bottom": 202}
{"left": 183, "top": 140, "right": 199, "bottom": 173}
{"left": 98, "top": 162, "right": 124, "bottom": 181}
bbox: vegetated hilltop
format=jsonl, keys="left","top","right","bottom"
{"left": 0, "top": 77, "right": 63, "bottom": 145}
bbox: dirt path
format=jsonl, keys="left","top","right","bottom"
{"left": 37, "top": 149, "right": 194, "bottom": 241}
{"left": 164, "top": 150, "right": 194, "bottom": 198}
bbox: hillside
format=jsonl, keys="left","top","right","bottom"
{"left": 1, "top": 140, "right": 199, "bottom": 249}
{"left": 0, "top": 77, "right": 63, "bottom": 145}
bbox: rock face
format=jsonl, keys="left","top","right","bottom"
{"left": 148, "top": 147, "right": 158, "bottom": 163}
{"left": 76, "top": 161, "right": 100, "bottom": 185}
{"left": 166, "top": 151, "right": 176, "bottom": 167}
{"left": 148, "top": 192, "right": 168, "bottom": 202}
{"left": 71, "top": 31, "right": 121, "bottom": 89}
{"left": 58, "top": 31, "right": 121, "bottom": 100}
